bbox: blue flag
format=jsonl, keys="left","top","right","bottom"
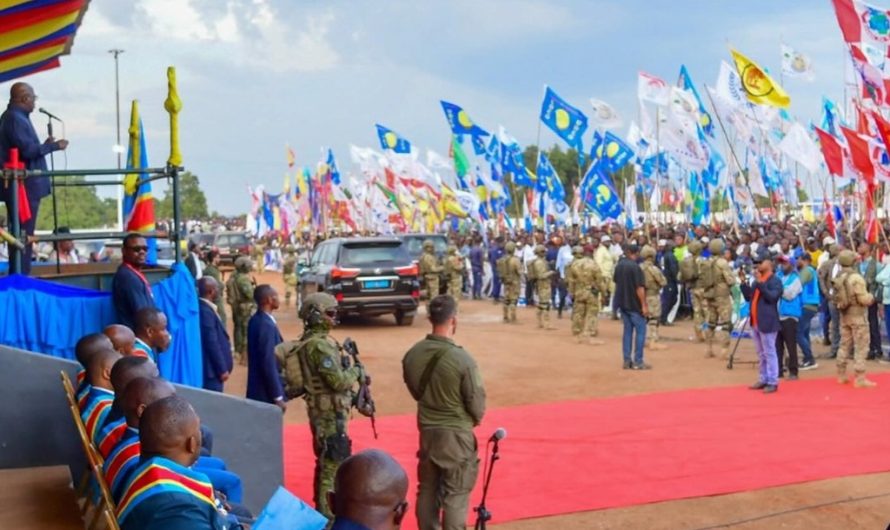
{"left": 471, "top": 134, "right": 488, "bottom": 156}
{"left": 502, "top": 140, "right": 533, "bottom": 187}
{"left": 535, "top": 151, "right": 554, "bottom": 193}
{"left": 440, "top": 101, "right": 489, "bottom": 136}
{"left": 325, "top": 148, "right": 341, "bottom": 185}
{"left": 678, "top": 65, "right": 714, "bottom": 137}
{"left": 579, "top": 160, "right": 623, "bottom": 220}
{"left": 375, "top": 124, "right": 411, "bottom": 153}
{"left": 600, "top": 132, "right": 634, "bottom": 172}
{"left": 540, "top": 86, "right": 588, "bottom": 151}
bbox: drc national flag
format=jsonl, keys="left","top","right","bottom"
{"left": 440, "top": 101, "right": 489, "bottom": 136}
{"left": 123, "top": 102, "right": 157, "bottom": 264}
{"left": 540, "top": 86, "right": 588, "bottom": 151}
{"left": 579, "top": 160, "right": 623, "bottom": 220}
{"left": 376, "top": 124, "right": 411, "bottom": 153}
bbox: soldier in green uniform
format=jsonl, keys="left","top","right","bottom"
{"left": 202, "top": 249, "right": 227, "bottom": 329}
{"left": 274, "top": 292, "right": 366, "bottom": 518}
{"left": 497, "top": 241, "right": 522, "bottom": 323}
{"left": 418, "top": 240, "right": 443, "bottom": 303}
{"left": 252, "top": 237, "right": 266, "bottom": 274}
{"left": 530, "top": 244, "right": 555, "bottom": 329}
{"left": 444, "top": 245, "right": 465, "bottom": 306}
{"left": 702, "top": 239, "right": 736, "bottom": 358}
{"left": 640, "top": 245, "right": 667, "bottom": 350}
{"left": 833, "top": 250, "right": 878, "bottom": 388}
{"left": 282, "top": 245, "right": 299, "bottom": 308}
{"left": 679, "top": 240, "right": 708, "bottom": 342}
{"left": 226, "top": 256, "right": 256, "bottom": 365}
{"left": 567, "top": 245, "right": 605, "bottom": 343}
{"left": 402, "top": 295, "right": 486, "bottom": 530}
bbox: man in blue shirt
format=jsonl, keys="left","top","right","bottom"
{"left": 113, "top": 234, "right": 156, "bottom": 329}
{"left": 246, "top": 284, "right": 286, "bottom": 412}
{"left": 468, "top": 238, "right": 485, "bottom": 299}
{"left": 197, "top": 277, "right": 233, "bottom": 392}
{"left": 329, "top": 449, "right": 409, "bottom": 530}
{"left": 0, "top": 82, "right": 68, "bottom": 274}
{"left": 488, "top": 238, "right": 505, "bottom": 302}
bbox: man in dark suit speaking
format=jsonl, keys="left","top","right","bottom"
{"left": 0, "top": 82, "right": 68, "bottom": 274}
{"left": 197, "top": 277, "right": 232, "bottom": 392}
{"left": 246, "top": 284, "right": 286, "bottom": 412}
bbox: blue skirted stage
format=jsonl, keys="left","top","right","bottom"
{"left": 0, "top": 264, "right": 202, "bottom": 387}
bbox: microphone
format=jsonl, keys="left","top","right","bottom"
{"left": 38, "top": 107, "right": 61, "bottom": 121}
{"left": 488, "top": 428, "right": 507, "bottom": 443}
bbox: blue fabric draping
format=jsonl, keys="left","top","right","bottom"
{"left": 0, "top": 263, "right": 202, "bottom": 387}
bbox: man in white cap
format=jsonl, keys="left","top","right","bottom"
{"left": 817, "top": 236, "right": 835, "bottom": 268}
{"left": 595, "top": 235, "right": 617, "bottom": 315}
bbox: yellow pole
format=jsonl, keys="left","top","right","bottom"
{"left": 164, "top": 66, "right": 183, "bottom": 166}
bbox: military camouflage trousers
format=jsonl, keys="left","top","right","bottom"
{"left": 571, "top": 293, "right": 600, "bottom": 337}
{"left": 691, "top": 288, "right": 708, "bottom": 340}
{"left": 308, "top": 408, "right": 352, "bottom": 519}
{"left": 838, "top": 314, "right": 868, "bottom": 377}
{"left": 646, "top": 293, "right": 661, "bottom": 343}
{"left": 535, "top": 285, "right": 553, "bottom": 329}
{"left": 703, "top": 296, "right": 732, "bottom": 355}
{"left": 424, "top": 275, "right": 440, "bottom": 301}
{"left": 502, "top": 282, "right": 519, "bottom": 323}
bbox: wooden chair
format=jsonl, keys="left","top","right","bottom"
{"left": 61, "top": 372, "right": 92, "bottom": 512}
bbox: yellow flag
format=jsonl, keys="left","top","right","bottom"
{"left": 730, "top": 49, "right": 790, "bottom": 109}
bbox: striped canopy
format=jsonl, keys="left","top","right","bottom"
{"left": 0, "top": 0, "right": 90, "bottom": 83}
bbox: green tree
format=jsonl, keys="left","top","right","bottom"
{"left": 34, "top": 176, "right": 117, "bottom": 230}
{"left": 154, "top": 171, "right": 209, "bottom": 220}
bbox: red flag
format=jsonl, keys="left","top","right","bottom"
{"left": 856, "top": 104, "right": 872, "bottom": 135}
{"left": 824, "top": 200, "right": 836, "bottom": 237}
{"left": 2, "top": 148, "right": 30, "bottom": 223}
{"left": 815, "top": 127, "right": 844, "bottom": 177}
{"left": 832, "top": 0, "right": 890, "bottom": 44}
{"left": 872, "top": 110, "right": 890, "bottom": 149}
{"left": 841, "top": 126, "right": 875, "bottom": 184}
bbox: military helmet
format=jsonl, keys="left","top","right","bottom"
{"left": 640, "top": 245, "right": 656, "bottom": 259}
{"left": 447, "top": 244, "right": 457, "bottom": 254}
{"left": 422, "top": 239, "right": 435, "bottom": 250}
{"left": 688, "top": 241, "right": 702, "bottom": 255}
{"left": 838, "top": 249, "right": 857, "bottom": 267}
{"left": 534, "top": 244, "right": 546, "bottom": 255}
{"left": 708, "top": 239, "right": 725, "bottom": 255}
{"left": 299, "top": 292, "right": 338, "bottom": 321}
{"left": 505, "top": 241, "right": 516, "bottom": 253}
{"left": 572, "top": 245, "right": 583, "bottom": 256}
{"left": 285, "top": 245, "right": 296, "bottom": 253}
{"left": 829, "top": 244, "right": 840, "bottom": 257}
{"left": 234, "top": 256, "right": 252, "bottom": 271}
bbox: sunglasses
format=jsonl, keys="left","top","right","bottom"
{"left": 127, "top": 245, "right": 149, "bottom": 252}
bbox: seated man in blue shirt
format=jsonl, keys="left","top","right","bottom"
{"left": 113, "top": 233, "right": 156, "bottom": 329}
{"left": 329, "top": 449, "right": 409, "bottom": 530}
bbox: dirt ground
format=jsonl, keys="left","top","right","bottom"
{"left": 225, "top": 271, "right": 890, "bottom": 529}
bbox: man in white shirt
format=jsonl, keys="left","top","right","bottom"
{"left": 521, "top": 235, "right": 537, "bottom": 306}
{"left": 46, "top": 227, "right": 84, "bottom": 264}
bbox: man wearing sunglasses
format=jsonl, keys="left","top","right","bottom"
{"left": 113, "top": 233, "right": 156, "bottom": 329}
{"left": 0, "top": 82, "right": 69, "bottom": 274}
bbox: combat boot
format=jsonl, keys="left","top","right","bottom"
{"left": 854, "top": 376, "right": 878, "bottom": 388}
{"left": 837, "top": 373, "right": 849, "bottom": 385}
{"left": 588, "top": 338, "right": 605, "bottom": 346}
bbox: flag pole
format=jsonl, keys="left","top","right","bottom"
{"left": 703, "top": 85, "right": 755, "bottom": 205}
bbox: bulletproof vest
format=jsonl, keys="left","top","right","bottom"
{"left": 679, "top": 256, "right": 699, "bottom": 283}
{"left": 831, "top": 271, "right": 853, "bottom": 310}
{"left": 299, "top": 335, "right": 354, "bottom": 413}
{"left": 697, "top": 258, "right": 716, "bottom": 291}
{"left": 643, "top": 262, "right": 661, "bottom": 292}
{"left": 575, "top": 258, "right": 599, "bottom": 286}
{"left": 225, "top": 274, "right": 241, "bottom": 305}
{"left": 282, "top": 257, "right": 296, "bottom": 275}
{"left": 496, "top": 256, "right": 507, "bottom": 278}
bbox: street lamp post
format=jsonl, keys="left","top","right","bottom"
{"left": 109, "top": 48, "right": 124, "bottom": 230}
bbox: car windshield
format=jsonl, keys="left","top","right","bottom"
{"left": 402, "top": 236, "right": 446, "bottom": 257}
{"left": 340, "top": 242, "right": 407, "bottom": 266}
{"left": 227, "top": 234, "right": 248, "bottom": 246}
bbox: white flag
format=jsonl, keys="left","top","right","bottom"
{"left": 638, "top": 71, "right": 670, "bottom": 105}
{"left": 781, "top": 44, "right": 815, "bottom": 81}
{"left": 589, "top": 98, "right": 623, "bottom": 129}
{"left": 778, "top": 122, "right": 821, "bottom": 173}
{"left": 746, "top": 161, "right": 769, "bottom": 197}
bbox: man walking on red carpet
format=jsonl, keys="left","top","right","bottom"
{"left": 402, "top": 294, "right": 486, "bottom": 530}
{"left": 741, "top": 258, "right": 783, "bottom": 394}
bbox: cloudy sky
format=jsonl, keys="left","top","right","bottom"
{"left": 15, "top": 0, "right": 848, "bottom": 215}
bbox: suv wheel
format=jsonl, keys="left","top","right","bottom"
{"left": 395, "top": 311, "right": 414, "bottom": 326}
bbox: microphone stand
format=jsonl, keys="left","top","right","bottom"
{"left": 473, "top": 437, "right": 501, "bottom": 530}
{"left": 46, "top": 116, "right": 60, "bottom": 274}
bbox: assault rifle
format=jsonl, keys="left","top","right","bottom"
{"left": 342, "top": 338, "right": 378, "bottom": 439}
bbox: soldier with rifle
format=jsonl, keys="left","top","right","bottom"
{"left": 274, "top": 292, "right": 374, "bottom": 520}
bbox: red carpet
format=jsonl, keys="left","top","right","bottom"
{"left": 283, "top": 374, "right": 890, "bottom": 527}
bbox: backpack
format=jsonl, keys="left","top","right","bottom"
{"left": 225, "top": 275, "right": 241, "bottom": 305}
{"left": 496, "top": 257, "right": 507, "bottom": 278}
{"left": 698, "top": 258, "right": 716, "bottom": 291}
{"left": 679, "top": 256, "right": 699, "bottom": 284}
{"left": 831, "top": 272, "right": 852, "bottom": 310}
{"left": 526, "top": 259, "right": 538, "bottom": 281}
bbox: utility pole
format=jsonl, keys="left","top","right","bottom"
{"left": 109, "top": 48, "right": 124, "bottom": 229}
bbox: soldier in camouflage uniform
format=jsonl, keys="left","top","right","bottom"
{"left": 834, "top": 250, "right": 878, "bottom": 388}
{"left": 444, "top": 245, "right": 465, "bottom": 305}
{"left": 530, "top": 244, "right": 555, "bottom": 329}
{"left": 497, "top": 241, "right": 522, "bottom": 323}
{"left": 282, "top": 245, "right": 299, "bottom": 308}
{"left": 202, "top": 249, "right": 227, "bottom": 329}
{"left": 275, "top": 292, "right": 364, "bottom": 518}
{"left": 566, "top": 245, "right": 605, "bottom": 343}
{"left": 226, "top": 256, "right": 256, "bottom": 365}
{"left": 419, "top": 239, "right": 443, "bottom": 303}
{"left": 702, "top": 239, "right": 735, "bottom": 358}
{"left": 252, "top": 237, "right": 266, "bottom": 274}
{"left": 640, "top": 245, "right": 667, "bottom": 349}
{"left": 682, "top": 241, "right": 708, "bottom": 342}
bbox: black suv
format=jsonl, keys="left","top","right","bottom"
{"left": 299, "top": 237, "right": 420, "bottom": 325}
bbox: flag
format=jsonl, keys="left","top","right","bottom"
{"left": 578, "top": 161, "right": 623, "bottom": 220}
{"left": 450, "top": 135, "right": 470, "bottom": 188}
{"left": 286, "top": 145, "right": 296, "bottom": 168}
{"left": 499, "top": 127, "right": 534, "bottom": 187}
{"left": 535, "top": 151, "right": 565, "bottom": 201}
{"left": 123, "top": 100, "right": 157, "bottom": 264}
{"left": 781, "top": 44, "right": 815, "bottom": 81}
{"left": 440, "top": 101, "right": 489, "bottom": 136}
{"left": 637, "top": 71, "right": 670, "bottom": 105}
{"left": 375, "top": 124, "right": 411, "bottom": 154}
{"left": 821, "top": 98, "right": 844, "bottom": 136}
{"left": 598, "top": 131, "right": 634, "bottom": 172}
{"left": 848, "top": 42, "right": 890, "bottom": 104}
{"left": 730, "top": 48, "right": 791, "bottom": 108}
{"left": 589, "top": 98, "right": 622, "bottom": 129}
{"left": 778, "top": 122, "right": 821, "bottom": 173}
{"left": 815, "top": 127, "right": 845, "bottom": 177}
{"left": 324, "top": 148, "right": 341, "bottom": 185}
{"left": 540, "top": 86, "right": 588, "bottom": 151}
{"left": 825, "top": 199, "right": 837, "bottom": 237}
{"left": 471, "top": 135, "right": 488, "bottom": 156}
{"left": 677, "top": 65, "right": 714, "bottom": 136}
{"left": 872, "top": 110, "right": 890, "bottom": 150}
{"left": 831, "top": 0, "right": 890, "bottom": 44}
{"left": 841, "top": 126, "right": 875, "bottom": 183}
